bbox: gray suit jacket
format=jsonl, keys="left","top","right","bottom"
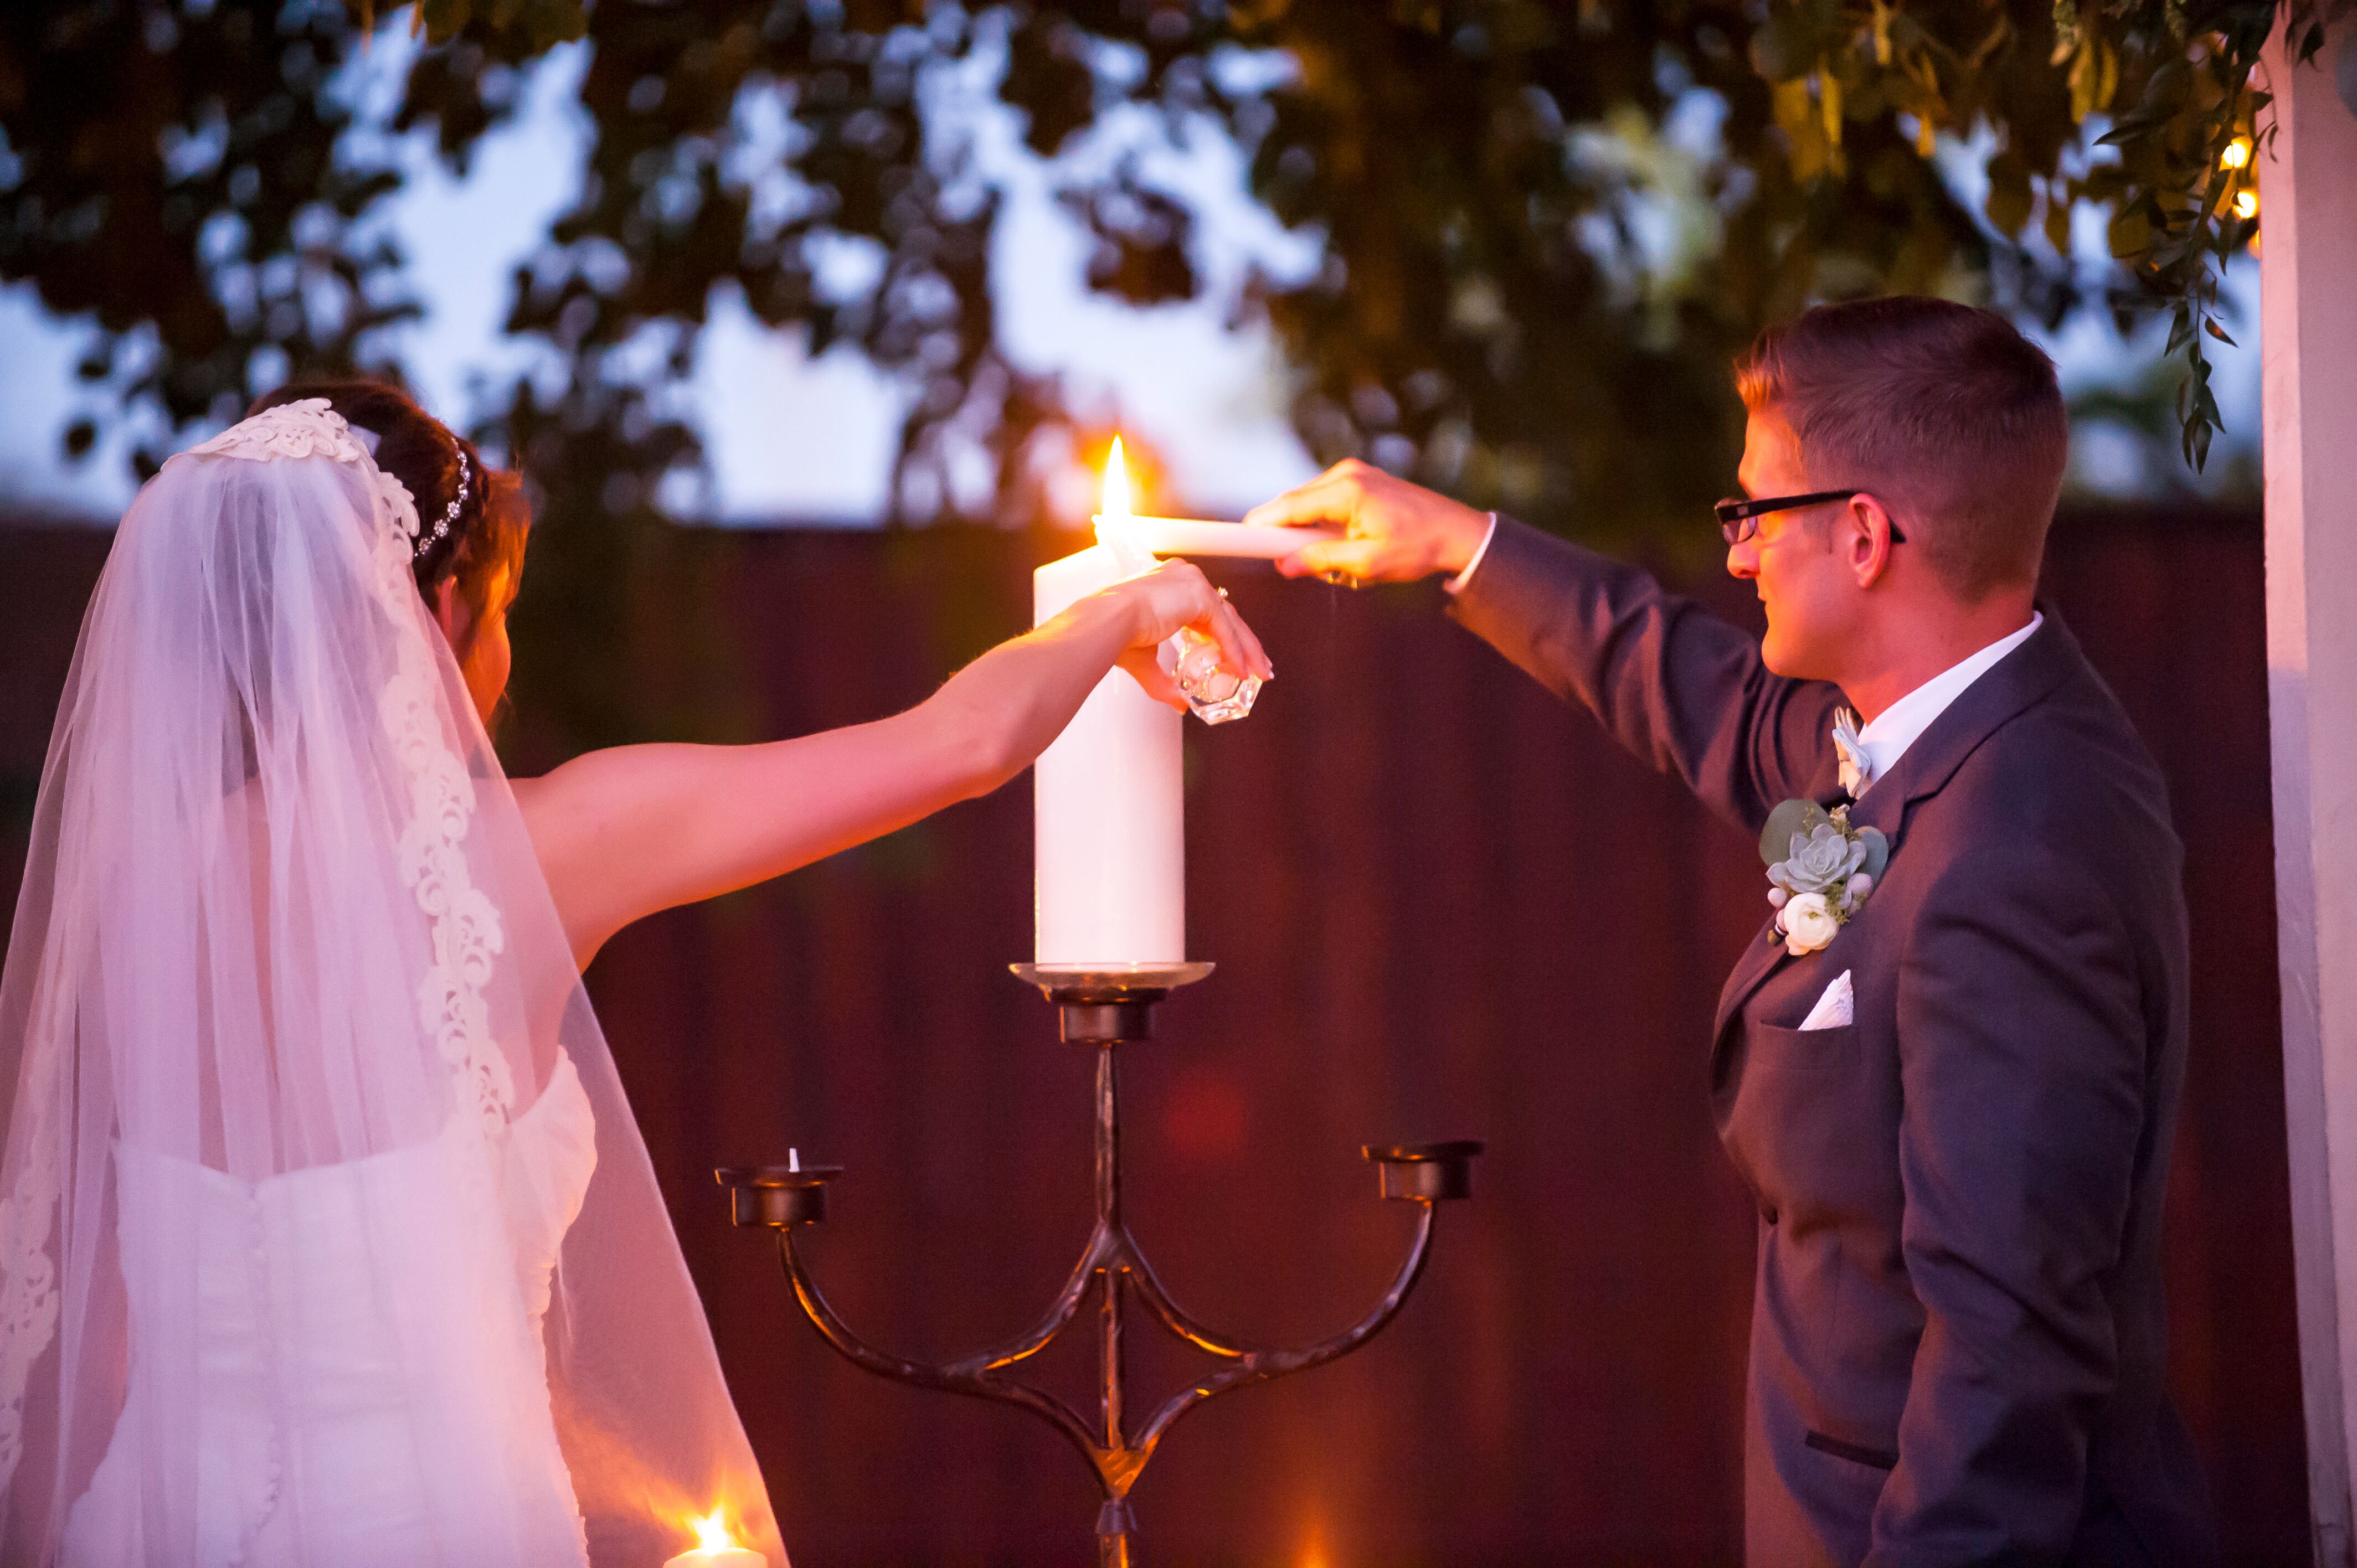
{"left": 1451, "top": 518, "right": 2217, "bottom": 1566}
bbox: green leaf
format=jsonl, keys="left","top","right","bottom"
{"left": 2165, "top": 306, "right": 2195, "bottom": 354}
{"left": 1751, "top": 9, "right": 1819, "bottom": 82}
{"left": 2044, "top": 183, "right": 2073, "bottom": 254}
{"left": 2106, "top": 207, "right": 2153, "bottom": 259}
{"left": 1985, "top": 152, "right": 2033, "bottom": 236}
{"left": 2094, "top": 109, "right": 2165, "bottom": 146}
{"left": 416, "top": 0, "right": 473, "bottom": 44}
{"left": 1857, "top": 827, "right": 1889, "bottom": 881}
{"left": 1759, "top": 799, "right": 1834, "bottom": 867}
{"left": 2204, "top": 317, "right": 2237, "bottom": 347}
{"left": 2142, "top": 58, "right": 2192, "bottom": 111}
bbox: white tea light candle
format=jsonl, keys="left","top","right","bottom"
{"left": 662, "top": 1512, "right": 765, "bottom": 1568}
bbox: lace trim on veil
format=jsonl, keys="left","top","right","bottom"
{"left": 0, "top": 399, "right": 513, "bottom": 1496}
{"left": 0, "top": 1025, "right": 64, "bottom": 1490}
{"left": 361, "top": 437, "right": 515, "bottom": 1134}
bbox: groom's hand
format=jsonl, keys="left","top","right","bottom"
{"left": 1247, "top": 460, "right": 1492, "bottom": 585}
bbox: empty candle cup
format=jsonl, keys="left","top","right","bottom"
{"left": 715, "top": 1162, "right": 842, "bottom": 1228}
{"left": 1363, "top": 1141, "right": 1486, "bottom": 1202}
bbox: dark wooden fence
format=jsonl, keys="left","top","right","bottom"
{"left": 0, "top": 506, "right": 2305, "bottom": 1566}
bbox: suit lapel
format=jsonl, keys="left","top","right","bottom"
{"left": 1715, "top": 919, "right": 1794, "bottom": 1038}
{"left": 1709, "top": 610, "right": 2082, "bottom": 1046}
{"left": 1872, "top": 607, "right": 2077, "bottom": 818}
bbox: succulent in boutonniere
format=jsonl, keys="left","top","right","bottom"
{"left": 1759, "top": 798, "right": 1890, "bottom": 957}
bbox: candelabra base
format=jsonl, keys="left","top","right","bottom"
{"left": 718, "top": 966, "right": 1480, "bottom": 1564}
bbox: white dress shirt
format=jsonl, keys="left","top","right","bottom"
{"left": 1444, "top": 513, "right": 1501, "bottom": 596}
{"left": 1852, "top": 611, "right": 2042, "bottom": 791}
{"left": 1446, "top": 515, "right": 2041, "bottom": 793}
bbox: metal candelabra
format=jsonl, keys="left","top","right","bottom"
{"left": 717, "top": 963, "right": 1482, "bottom": 1567}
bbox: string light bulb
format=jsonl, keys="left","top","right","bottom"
{"left": 2235, "top": 189, "right": 2260, "bottom": 221}
{"left": 2221, "top": 137, "right": 2252, "bottom": 170}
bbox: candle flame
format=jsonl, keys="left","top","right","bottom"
{"left": 689, "top": 1509, "right": 735, "bottom": 1551}
{"left": 1101, "top": 437, "right": 1133, "bottom": 522}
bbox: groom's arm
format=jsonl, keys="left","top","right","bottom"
{"left": 1250, "top": 464, "right": 1841, "bottom": 833}
{"left": 1869, "top": 826, "right": 2150, "bottom": 1564}
{"left": 1447, "top": 515, "right": 1843, "bottom": 834}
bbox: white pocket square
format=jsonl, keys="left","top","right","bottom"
{"left": 1799, "top": 969, "right": 1854, "bottom": 1031}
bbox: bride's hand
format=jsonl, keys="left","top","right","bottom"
{"left": 1098, "top": 560, "right": 1274, "bottom": 710}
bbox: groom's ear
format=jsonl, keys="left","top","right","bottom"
{"left": 1842, "top": 494, "right": 1902, "bottom": 590}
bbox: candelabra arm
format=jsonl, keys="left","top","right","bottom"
{"left": 1121, "top": 1245, "right": 1256, "bottom": 1361}
{"left": 776, "top": 1231, "right": 1103, "bottom": 1471}
{"left": 1131, "top": 1201, "right": 1440, "bottom": 1457}
{"left": 940, "top": 1221, "right": 1119, "bottom": 1378}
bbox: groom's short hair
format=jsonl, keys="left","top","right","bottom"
{"left": 1734, "top": 297, "right": 2068, "bottom": 600}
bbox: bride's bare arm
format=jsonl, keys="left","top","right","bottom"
{"left": 512, "top": 561, "right": 1267, "bottom": 968}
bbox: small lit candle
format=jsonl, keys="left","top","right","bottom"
{"left": 662, "top": 1510, "right": 766, "bottom": 1568}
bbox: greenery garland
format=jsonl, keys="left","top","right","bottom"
{"left": 2068, "top": 0, "right": 2328, "bottom": 465}
{"left": 1746, "top": 0, "right": 2327, "bottom": 468}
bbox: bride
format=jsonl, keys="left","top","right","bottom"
{"left": 0, "top": 384, "right": 1267, "bottom": 1568}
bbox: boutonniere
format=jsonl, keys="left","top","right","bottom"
{"left": 1760, "top": 798, "right": 1889, "bottom": 957}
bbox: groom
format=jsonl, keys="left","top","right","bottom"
{"left": 1254, "top": 297, "right": 2217, "bottom": 1565}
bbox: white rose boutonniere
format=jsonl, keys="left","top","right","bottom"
{"left": 1759, "top": 798, "right": 1889, "bottom": 956}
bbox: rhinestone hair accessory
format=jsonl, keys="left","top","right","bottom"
{"left": 413, "top": 443, "right": 471, "bottom": 560}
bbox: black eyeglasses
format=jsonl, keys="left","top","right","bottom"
{"left": 1714, "top": 489, "right": 1905, "bottom": 546}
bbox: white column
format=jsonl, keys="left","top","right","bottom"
{"left": 2262, "top": 17, "right": 2357, "bottom": 1566}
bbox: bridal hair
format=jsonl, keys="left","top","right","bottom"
{"left": 246, "top": 380, "right": 528, "bottom": 627}
{"left": 1733, "top": 297, "right": 2068, "bottom": 601}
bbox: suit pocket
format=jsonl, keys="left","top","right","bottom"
{"left": 1744, "top": 1021, "right": 1859, "bottom": 1074}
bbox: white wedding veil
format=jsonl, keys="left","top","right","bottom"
{"left": 0, "top": 401, "right": 781, "bottom": 1564}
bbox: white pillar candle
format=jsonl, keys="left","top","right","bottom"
{"left": 1033, "top": 541, "right": 1186, "bottom": 968}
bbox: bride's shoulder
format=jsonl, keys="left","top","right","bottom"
{"left": 502, "top": 771, "right": 570, "bottom": 869}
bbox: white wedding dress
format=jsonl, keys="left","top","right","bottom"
{"left": 59, "top": 1056, "right": 596, "bottom": 1568}
{"left": 0, "top": 400, "right": 784, "bottom": 1566}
